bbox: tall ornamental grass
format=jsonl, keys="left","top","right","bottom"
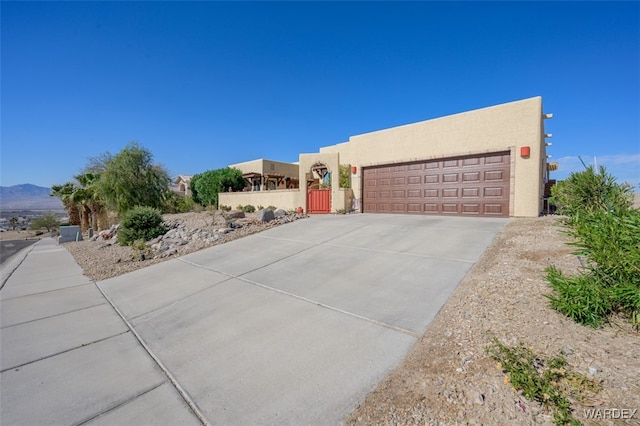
{"left": 546, "top": 163, "right": 639, "bottom": 329}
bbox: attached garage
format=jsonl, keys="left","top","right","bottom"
{"left": 224, "top": 97, "right": 549, "bottom": 217}
{"left": 363, "top": 152, "right": 511, "bottom": 217}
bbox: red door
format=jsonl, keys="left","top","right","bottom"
{"left": 307, "top": 189, "right": 331, "bottom": 213}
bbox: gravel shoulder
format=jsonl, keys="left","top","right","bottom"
{"left": 63, "top": 213, "right": 639, "bottom": 425}
{"left": 348, "top": 215, "right": 639, "bottom": 426}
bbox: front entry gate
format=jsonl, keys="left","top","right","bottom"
{"left": 307, "top": 189, "right": 331, "bottom": 213}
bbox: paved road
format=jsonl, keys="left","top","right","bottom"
{"left": 0, "top": 239, "right": 38, "bottom": 265}
{"left": 1, "top": 214, "right": 507, "bottom": 425}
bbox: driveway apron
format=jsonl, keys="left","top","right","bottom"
{"left": 98, "top": 214, "right": 507, "bottom": 425}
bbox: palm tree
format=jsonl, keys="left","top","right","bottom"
{"left": 51, "top": 183, "right": 81, "bottom": 226}
{"left": 73, "top": 172, "right": 103, "bottom": 231}
{"left": 9, "top": 217, "right": 18, "bottom": 231}
{"left": 51, "top": 173, "right": 105, "bottom": 231}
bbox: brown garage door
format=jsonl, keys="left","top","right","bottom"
{"left": 363, "top": 152, "right": 511, "bottom": 217}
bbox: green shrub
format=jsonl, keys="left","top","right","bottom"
{"left": 339, "top": 164, "right": 351, "bottom": 188}
{"left": 163, "top": 192, "right": 195, "bottom": 213}
{"left": 118, "top": 206, "right": 166, "bottom": 246}
{"left": 242, "top": 204, "right": 256, "bottom": 213}
{"left": 236, "top": 204, "right": 243, "bottom": 211}
{"left": 219, "top": 205, "right": 232, "bottom": 211}
{"left": 267, "top": 205, "right": 277, "bottom": 211}
{"left": 546, "top": 267, "right": 614, "bottom": 328}
{"left": 190, "top": 167, "right": 245, "bottom": 207}
{"left": 550, "top": 163, "right": 633, "bottom": 221}
{"left": 256, "top": 205, "right": 265, "bottom": 210}
{"left": 487, "top": 338, "right": 599, "bottom": 425}
{"left": 546, "top": 164, "right": 640, "bottom": 329}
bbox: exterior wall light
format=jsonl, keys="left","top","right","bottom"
{"left": 545, "top": 133, "right": 553, "bottom": 138}
{"left": 545, "top": 142, "right": 552, "bottom": 146}
{"left": 544, "top": 113, "right": 553, "bottom": 119}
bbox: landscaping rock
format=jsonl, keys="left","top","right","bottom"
{"left": 227, "top": 210, "right": 245, "bottom": 219}
{"left": 257, "top": 208, "right": 275, "bottom": 222}
{"left": 274, "top": 209, "right": 287, "bottom": 218}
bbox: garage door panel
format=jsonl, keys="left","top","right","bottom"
{"left": 484, "top": 187, "right": 506, "bottom": 197}
{"left": 407, "top": 203, "right": 422, "bottom": 213}
{"left": 461, "top": 187, "right": 480, "bottom": 198}
{"left": 424, "top": 203, "right": 439, "bottom": 213}
{"left": 442, "top": 188, "right": 458, "bottom": 198}
{"left": 393, "top": 177, "right": 406, "bottom": 186}
{"left": 363, "top": 152, "right": 510, "bottom": 217}
{"left": 484, "top": 204, "right": 506, "bottom": 215}
{"left": 443, "top": 173, "right": 458, "bottom": 183}
{"left": 485, "top": 170, "right": 506, "bottom": 181}
{"left": 442, "top": 204, "right": 459, "bottom": 214}
{"left": 462, "top": 204, "right": 481, "bottom": 214}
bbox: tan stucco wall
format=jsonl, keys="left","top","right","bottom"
{"left": 319, "top": 97, "right": 547, "bottom": 217}
{"left": 229, "top": 159, "right": 299, "bottom": 178}
{"left": 298, "top": 152, "right": 346, "bottom": 212}
{"left": 229, "top": 159, "right": 300, "bottom": 190}
{"left": 219, "top": 189, "right": 303, "bottom": 211}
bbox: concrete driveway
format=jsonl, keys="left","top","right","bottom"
{"left": 1, "top": 213, "right": 506, "bottom": 425}
{"left": 98, "top": 213, "right": 507, "bottom": 425}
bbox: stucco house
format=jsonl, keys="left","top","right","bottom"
{"left": 174, "top": 175, "right": 193, "bottom": 196}
{"left": 220, "top": 96, "right": 554, "bottom": 217}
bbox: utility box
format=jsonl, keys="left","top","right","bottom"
{"left": 58, "top": 225, "right": 82, "bottom": 244}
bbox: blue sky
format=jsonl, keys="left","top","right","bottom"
{"left": 2, "top": 1, "right": 639, "bottom": 190}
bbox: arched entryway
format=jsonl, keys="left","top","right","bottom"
{"left": 307, "top": 162, "right": 331, "bottom": 213}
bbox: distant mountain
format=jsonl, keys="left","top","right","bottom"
{"left": 0, "top": 184, "right": 64, "bottom": 210}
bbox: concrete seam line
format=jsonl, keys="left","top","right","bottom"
{"left": 0, "top": 330, "right": 130, "bottom": 373}
{"left": 127, "top": 276, "right": 236, "bottom": 323}
{"left": 73, "top": 381, "right": 165, "bottom": 426}
{"left": 94, "top": 282, "right": 211, "bottom": 426}
{"left": 320, "top": 242, "right": 476, "bottom": 263}
{"left": 0, "top": 281, "right": 94, "bottom": 301}
{"left": 257, "top": 229, "right": 476, "bottom": 263}
{"left": 0, "top": 302, "right": 107, "bottom": 330}
{"left": 239, "top": 276, "right": 422, "bottom": 338}
{"left": 178, "top": 258, "right": 421, "bottom": 338}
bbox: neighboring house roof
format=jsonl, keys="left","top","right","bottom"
{"left": 175, "top": 175, "right": 192, "bottom": 184}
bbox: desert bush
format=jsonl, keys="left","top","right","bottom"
{"left": 267, "top": 205, "right": 277, "bottom": 211}
{"left": 118, "top": 206, "right": 166, "bottom": 246}
{"left": 339, "top": 164, "right": 351, "bottom": 189}
{"left": 164, "top": 191, "right": 195, "bottom": 213}
{"left": 190, "top": 167, "right": 245, "bottom": 208}
{"left": 219, "top": 205, "right": 232, "bottom": 211}
{"left": 256, "top": 205, "right": 265, "bottom": 210}
{"left": 487, "top": 338, "right": 599, "bottom": 425}
{"left": 550, "top": 164, "right": 633, "bottom": 222}
{"left": 546, "top": 164, "right": 639, "bottom": 329}
{"left": 242, "top": 204, "right": 256, "bottom": 213}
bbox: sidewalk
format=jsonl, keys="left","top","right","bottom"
{"left": 0, "top": 238, "right": 200, "bottom": 425}
{"left": 1, "top": 215, "right": 506, "bottom": 425}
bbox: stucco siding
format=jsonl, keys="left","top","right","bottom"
{"left": 319, "top": 97, "right": 546, "bottom": 216}
{"left": 219, "top": 189, "right": 303, "bottom": 211}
